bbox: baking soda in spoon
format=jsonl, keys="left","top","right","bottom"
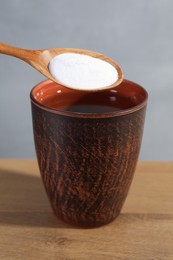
{"left": 49, "top": 53, "right": 119, "bottom": 91}
{"left": 0, "top": 43, "right": 123, "bottom": 90}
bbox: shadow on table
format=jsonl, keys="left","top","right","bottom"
{"left": 0, "top": 168, "right": 73, "bottom": 229}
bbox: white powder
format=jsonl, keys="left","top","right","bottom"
{"left": 49, "top": 53, "right": 118, "bottom": 90}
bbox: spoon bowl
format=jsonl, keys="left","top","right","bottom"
{"left": 0, "top": 42, "right": 123, "bottom": 91}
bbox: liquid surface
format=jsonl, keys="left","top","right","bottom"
{"left": 41, "top": 90, "right": 137, "bottom": 113}
{"left": 60, "top": 105, "right": 120, "bottom": 113}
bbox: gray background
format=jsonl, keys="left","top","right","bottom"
{"left": 0, "top": 0, "right": 172, "bottom": 160}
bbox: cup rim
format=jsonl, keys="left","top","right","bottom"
{"left": 30, "top": 79, "right": 148, "bottom": 118}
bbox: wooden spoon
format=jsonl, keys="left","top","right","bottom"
{"left": 0, "top": 42, "right": 123, "bottom": 91}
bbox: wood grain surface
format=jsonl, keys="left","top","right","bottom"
{"left": 0, "top": 160, "right": 173, "bottom": 260}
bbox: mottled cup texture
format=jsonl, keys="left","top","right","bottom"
{"left": 30, "top": 79, "right": 148, "bottom": 228}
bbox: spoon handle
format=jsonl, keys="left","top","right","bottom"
{"left": 0, "top": 42, "right": 37, "bottom": 63}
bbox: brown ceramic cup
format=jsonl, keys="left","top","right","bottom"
{"left": 30, "top": 79, "right": 148, "bottom": 228}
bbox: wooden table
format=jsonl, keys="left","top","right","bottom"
{"left": 0, "top": 160, "right": 173, "bottom": 260}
